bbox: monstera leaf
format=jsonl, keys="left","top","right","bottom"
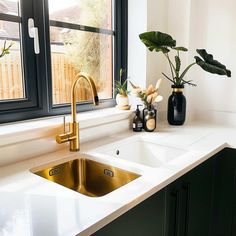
{"left": 195, "top": 49, "right": 231, "bottom": 77}
{"left": 139, "top": 31, "right": 176, "bottom": 53}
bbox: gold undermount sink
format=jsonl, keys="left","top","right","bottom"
{"left": 32, "top": 157, "right": 140, "bottom": 197}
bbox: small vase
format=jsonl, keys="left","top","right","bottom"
{"left": 167, "top": 85, "right": 186, "bottom": 125}
{"left": 116, "top": 94, "right": 130, "bottom": 110}
{"left": 143, "top": 104, "right": 157, "bottom": 132}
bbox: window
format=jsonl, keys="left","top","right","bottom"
{"left": 0, "top": 0, "right": 39, "bottom": 119}
{"left": 48, "top": 0, "right": 113, "bottom": 105}
{"left": 0, "top": 0, "right": 127, "bottom": 123}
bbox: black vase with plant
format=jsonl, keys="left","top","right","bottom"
{"left": 139, "top": 31, "right": 231, "bottom": 125}
{"left": 167, "top": 85, "right": 186, "bottom": 125}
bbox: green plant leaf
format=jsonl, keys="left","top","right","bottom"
{"left": 115, "top": 79, "right": 129, "bottom": 96}
{"left": 139, "top": 31, "right": 176, "bottom": 53}
{"left": 195, "top": 49, "right": 231, "bottom": 77}
{"left": 175, "top": 56, "right": 181, "bottom": 73}
{"left": 119, "top": 68, "right": 123, "bottom": 79}
{"left": 179, "top": 62, "right": 197, "bottom": 80}
{"left": 175, "top": 55, "right": 181, "bottom": 80}
{"left": 173, "top": 47, "right": 188, "bottom": 52}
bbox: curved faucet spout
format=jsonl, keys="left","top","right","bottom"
{"left": 56, "top": 72, "right": 99, "bottom": 151}
{"left": 71, "top": 72, "right": 99, "bottom": 123}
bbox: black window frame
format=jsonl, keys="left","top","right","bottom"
{"left": 0, "top": 0, "right": 128, "bottom": 123}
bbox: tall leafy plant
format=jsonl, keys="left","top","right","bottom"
{"left": 115, "top": 68, "right": 129, "bottom": 96}
{"left": 139, "top": 31, "right": 231, "bottom": 86}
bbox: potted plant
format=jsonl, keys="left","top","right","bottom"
{"left": 139, "top": 31, "right": 231, "bottom": 125}
{"left": 115, "top": 68, "right": 130, "bottom": 110}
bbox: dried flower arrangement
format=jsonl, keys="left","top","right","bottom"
{"left": 129, "top": 79, "right": 163, "bottom": 107}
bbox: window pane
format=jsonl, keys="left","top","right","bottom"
{"left": 50, "top": 26, "right": 113, "bottom": 105}
{"left": 49, "top": 0, "right": 112, "bottom": 30}
{"left": 0, "top": 20, "right": 24, "bottom": 100}
{"left": 0, "top": 0, "right": 20, "bottom": 16}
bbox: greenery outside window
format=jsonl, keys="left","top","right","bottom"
{"left": 0, "top": 0, "right": 127, "bottom": 123}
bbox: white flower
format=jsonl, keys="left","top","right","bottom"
{"left": 155, "top": 79, "right": 162, "bottom": 89}
{"left": 129, "top": 80, "right": 163, "bottom": 105}
{"left": 154, "top": 95, "right": 163, "bottom": 103}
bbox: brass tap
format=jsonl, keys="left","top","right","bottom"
{"left": 56, "top": 72, "right": 99, "bottom": 151}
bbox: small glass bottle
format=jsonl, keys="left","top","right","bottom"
{"left": 143, "top": 105, "right": 156, "bottom": 132}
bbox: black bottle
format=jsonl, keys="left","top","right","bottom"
{"left": 167, "top": 85, "right": 186, "bottom": 125}
{"left": 133, "top": 105, "right": 143, "bottom": 132}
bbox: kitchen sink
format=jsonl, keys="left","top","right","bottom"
{"left": 31, "top": 157, "right": 140, "bottom": 197}
{"left": 93, "top": 136, "right": 187, "bottom": 168}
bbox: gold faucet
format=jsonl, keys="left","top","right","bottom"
{"left": 56, "top": 72, "right": 99, "bottom": 151}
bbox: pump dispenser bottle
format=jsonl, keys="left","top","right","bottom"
{"left": 133, "top": 105, "right": 143, "bottom": 132}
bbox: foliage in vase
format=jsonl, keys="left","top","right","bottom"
{"left": 139, "top": 31, "right": 231, "bottom": 87}
{"left": 129, "top": 79, "right": 163, "bottom": 107}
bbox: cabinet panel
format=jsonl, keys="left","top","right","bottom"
{"left": 185, "top": 158, "right": 214, "bottom": 236}
{"left": 166, "top": 157, "right": 214, "bottom": 236}
{"left": 166, "top": 179, "right": 189, "bottom": 236}
{"left": 210, "top": 148, "right": 236, "bottom": 236}
{"left": 93, "top": 189, "right": 166, "bottom": 236}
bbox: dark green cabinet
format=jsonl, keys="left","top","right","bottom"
{"left": 166, "top": 157, "right": 215, "bottom": 236}
{"left": 93, "top": 189, "right": 166, "bottom": 236}
{"left": 93, "top": 148, "right": 236, "bottom": 236}
{"left": 210, "top": 148, "right": 236, "bottom": 236}
{"left": 165, "top": 178, "right": 190, "bottom": 236}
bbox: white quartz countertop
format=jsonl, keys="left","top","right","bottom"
{"left": 0, "top": 122, "right": 234, "bottom": 236}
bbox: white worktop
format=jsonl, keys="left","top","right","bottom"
{"left": 0, "top": 122, "right": 234, "bottom": 236}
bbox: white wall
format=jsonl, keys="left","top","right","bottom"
{"left": 147, "top": 0, "right": 169, "bottom": 118}
{"left": 128, "top": 0, "right": 169, "bottom": 117}
{"left": 128, "top": 0, "right": 147, "bottom": 89}
{"left": 129, "top": 0, "right": 235, "bottom": 123}
{"left": 187, "top": 0, "right": 236, "bottom": 122}
{"left": 128, "top": 0, "right": 147, "bottom": 107}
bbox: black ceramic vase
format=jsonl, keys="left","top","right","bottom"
{"left": 167, "top": 85, "right": 186, "bottom": 125}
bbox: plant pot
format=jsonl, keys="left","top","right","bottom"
{"left": 116, "top": 94, "right": 129, "bottom": 109}
{"left": 167, "top": 85, "right": 186, "bottom": 125}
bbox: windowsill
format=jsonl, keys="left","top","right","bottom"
{"left": 0, "top": 107, "right": 133, "bottom": 147}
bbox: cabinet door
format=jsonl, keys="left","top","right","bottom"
{"left": 210, "top": 148, "right": 236, "bottom": 236}
{"left": 165, "top": 178, "right": 189, "bottom": 236}
{"left": 93, "top": 189, "right": 166, "bottom": 236}
{"left": 184, "top": 157, "right": 214, "bottom": 236}
{"left": 166, "top": 157, "right": 214, "bottom": 236}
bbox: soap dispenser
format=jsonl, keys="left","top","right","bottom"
{"left": 133, "top": 105, "right": 143, "bottom": 132}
